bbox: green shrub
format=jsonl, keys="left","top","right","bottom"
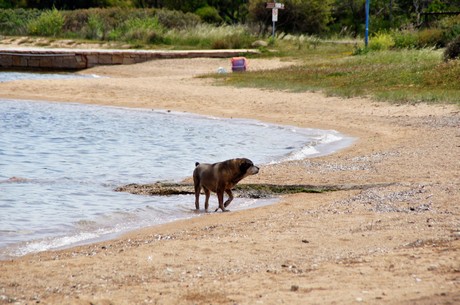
{"left": 0, "top": 8, "right": 41, "bottom": 35}
{"left": 352, "top": 45, "right": 370, "bottom": 55}
{"left": 109, "top": 17, "right": 165, "bottom": 44}
{"left": 369, "top": 32, "right": 395, "bottom": 51}
{"left": 444, "top": 35, "right": 460, "bottom": 61}
{"left": 28, "top": 8, "right": 64, "bottom": 37}
{"left": 417, "top": 28, "right": 444, "bottom": 48}
{"left": 195, "top": 6, "right": 222, "bottom": 24}
{"left": 155, "top": 9, "right": 201, "bottom": 29}
{"left": 437, "top": 15, "right": 460, "bottom": 46}
{"left": 445, "top": 24, "right": 460, "bottom": 43}
{"left": 391, "top": 30, "right": 418, "bottom": 49}
{"left": 165, "top": 24, "right": 252, "bottom": 49}
{"left": 85, "top": 13, "right": 105, "bottom": 40}
{"left": 63, "top": 9, "right": 89, "bottom": 33}
{"left": 212, "top": 33, "right": 249, "bottom": 49}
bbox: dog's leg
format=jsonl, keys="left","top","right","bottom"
{"left": 194, "top": 185, "right": 201, "bottom": 210}
{"left": 204, "top": 188, "right": 211, "bottom": 212}
{"left": 215, "top": 190, "right": 228, "bottom": 212}
{"left": 223, "top": 189, "right": 234, "bottom": 208}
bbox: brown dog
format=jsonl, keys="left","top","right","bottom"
{"left": 193, "top": 158, "right": 259, "bottom": 212}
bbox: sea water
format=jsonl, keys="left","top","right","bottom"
{"left": 0, "top": 71, "right": 98, "bottom": 83}
{"left": 0, "top": 97, "right": 354, "bottom": 259}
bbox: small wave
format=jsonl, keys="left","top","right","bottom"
{"left": 278, "top": 145, "right": 321, "bottom": 162}
{"left": 5, "top": 228, "right": 119, "bottom": 257}
{"left": 271, "top": 132, "right": 354, "bottom": 163}
{"left": 317, "top": 133, "right": 344, "bottom": 145}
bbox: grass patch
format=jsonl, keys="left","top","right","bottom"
{"left": 164, "top": 24, "right": 253, "bottom": 49}
{"left": 211, "top": 41, "right": 460, "bottom": 105}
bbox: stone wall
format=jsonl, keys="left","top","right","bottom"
{"left": 0, "top": 49, "right": 259, "bottom": 70}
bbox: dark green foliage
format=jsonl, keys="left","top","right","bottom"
{"left": 0, "top": 8, "right": 41, "bottom": 34}
{"left": 195, "top": 5, "right": 222, "bottom": 24}
{"left": 391, "top": 30, "right": 419, "bottom": 48}
{"left": 28, "top": 8, "right": 64, "bottom": 37}
{"left": 248, "top": 0, "right": 333, "bottom": 36}
{"left": 444, "top": 35, "right": 460, "bottom": 61}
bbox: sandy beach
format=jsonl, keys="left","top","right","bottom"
{"left": 0, "top": 56, "right": 459, "bottom": 304}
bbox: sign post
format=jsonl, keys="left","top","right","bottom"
{"left": 266, "top": 1, "right": 285, "bottom": 39}
{"left": 365, "top": 0, "right": 370, "bottom": 47}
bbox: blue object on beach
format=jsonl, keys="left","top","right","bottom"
{"left": 231, "top": 57, "right": 248, "bottom": 72}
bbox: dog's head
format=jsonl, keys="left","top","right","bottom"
{"left": 237, "top": 158, "right": 259, "bottom": 176}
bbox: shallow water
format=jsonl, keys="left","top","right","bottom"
{"left": 0, "top": 71, "right": 98, "bottom": 83}
{"left": 0, "top": 99, "right": 353, "bottom": 259}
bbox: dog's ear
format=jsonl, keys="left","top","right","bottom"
{"left": 239, "top": 159, "right": 254, "bottom": 172}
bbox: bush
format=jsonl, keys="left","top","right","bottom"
{"left": 195, "top": 6, "right": 222, "bottom": 24}
{"left": 0, "top": 9, "right": 41, "bottom": 35}
{"left": 211, "top": 33, "right": 248, "bottom": 49}
{"left": 155, "top": 9, "right": 201, "bottom": 29}
{"left": 63, "top": 9, "right": 90, "bottom": 33}
{"left": 85, "top": 13, "right": 105, "bottom": 40}
{"left": 417, "top": 28, "right": 444, "bottom": 48}
{"left": 28, "top": 8, "right": 64, "bottom": 37}
{"left": 437, "top": 15, "right": 460, "bottom": 46}
{"left": 391, "top": 27, "right": 453, "bottom": 50}
{"left": 391, "top": 30, "right": 418, "bottom": 49}
{"left": 444, "top": 35, "right": 460, "bottom": 61}
{"left": 369, "top": 32, "right": 395, "bottom": 51}
{"left": 165, "top": 24, "right": 252, "bottom": 49}
{"left": 108, "top": 17, "right": 165, "bottom": 44}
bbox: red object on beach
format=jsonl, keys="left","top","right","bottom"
{"left": 231, "top": 57, "right": 248, "bottom": 72}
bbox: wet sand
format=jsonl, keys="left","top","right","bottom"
{"left": 0, "top": 56, "right": 459, "bottom": 305}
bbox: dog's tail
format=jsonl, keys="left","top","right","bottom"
{"left": 195, "top": 162, "right": 200, "bottom": 167}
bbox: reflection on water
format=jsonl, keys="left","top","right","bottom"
{"left": 0, "top": 99, "right": 353, "bottom": 258}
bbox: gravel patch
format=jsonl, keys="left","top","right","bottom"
{"left": 331, "top": 183, "right": 435, "bottom": 213}
{"left": 290, "top": 150, "right": 401, "bottom": 174}
{"left": 393, "top": 113, "right": 460, "bottom": 129}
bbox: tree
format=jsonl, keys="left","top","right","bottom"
{"left": 208, "top": 0, "right": 248, "bottom": 23}
{"left": 23, "top": 0, "right": 134, "bottom": 9}
{"left": 161, "top": 0, "right": 207, "bottom": 12}
{"left": 0, "top": 0, "right": 27, "bottom": 8}
{"left": 248, "top": 0, "right": 270, "bottom": 35}
{"left": 249, "top": 0, "right": 333, "bottom": 36}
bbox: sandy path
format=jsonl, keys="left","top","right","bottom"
{"left": 0, "top": 57, "right": 459, "bottom": 305}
